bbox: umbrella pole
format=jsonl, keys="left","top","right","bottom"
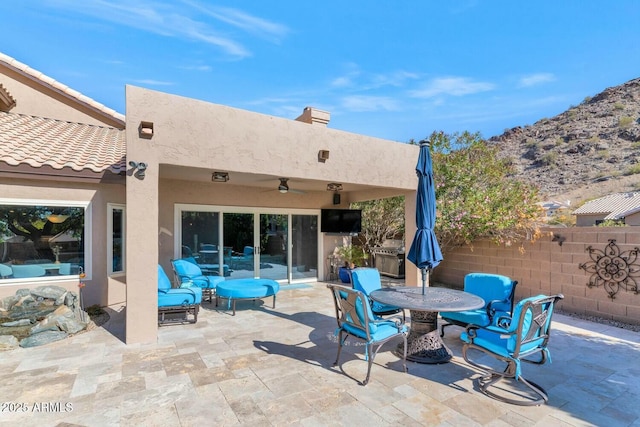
{"left": 421, "top": 268, "right": 427, "bottom": 295}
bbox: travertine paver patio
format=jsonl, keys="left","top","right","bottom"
{"left": 1, "top": 282, "right": 639, "bottom": 426}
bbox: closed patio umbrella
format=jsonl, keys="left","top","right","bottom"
{"left": 407, "top": 140, "right": 443, "bottom": 294}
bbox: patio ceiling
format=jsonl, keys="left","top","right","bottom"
{"left": 159, "top": 164, "right": 382, "bottom": 194}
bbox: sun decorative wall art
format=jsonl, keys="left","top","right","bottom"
{"left": 579, "top": 239, "right": 640, "bottom": 300}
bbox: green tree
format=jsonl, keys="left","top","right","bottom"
{"left": 351, "top": 196, "right": 405, "bottom": 256}
{"left": 427, "top": 131, "right": 542, "bottom": 254}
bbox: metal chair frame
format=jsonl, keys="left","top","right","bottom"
{"left": 462, "top": 293, "right": 564, "bottom": 406}
{"left": 327, "top": 283, "right": 408, "bottom": 385}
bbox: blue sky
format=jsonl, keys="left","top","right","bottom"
{"left": 3, "top": 1, "right": 639, "bottom": 142}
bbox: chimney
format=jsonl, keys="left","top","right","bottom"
{"left": 295, "top": 106, "right": 330, "bottom": 126}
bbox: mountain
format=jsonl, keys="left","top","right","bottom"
{"left": 489, "top": 77, "right": 640, "bottom": 205}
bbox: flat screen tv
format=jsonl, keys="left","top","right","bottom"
{"left": 321, "top": 209, "right": 362, "bottom": 234}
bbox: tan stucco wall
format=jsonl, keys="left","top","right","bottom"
{"left": 432, "top": 227, "right": 640, "bottom": 325}
{"left": 625, "top": 212, "right": 640, "bottom": 226}
{"left": 125, "top": 85, "right": 419, "bottom": 343}
{"left": 576, "top": 214, "right": 606, "bottom": 226}
{"left": 0, "top": 177, "right": 125, "bottom": 307}
{"left": 0, "top": 65, "right": 123, "bottom": 128}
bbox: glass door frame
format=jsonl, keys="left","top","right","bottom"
{"left": 174, "top": 204, "right": 321, "bottom": 283}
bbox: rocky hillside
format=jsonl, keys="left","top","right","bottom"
{"left": 489, "top": 77, "right": 640, "bottom": 205}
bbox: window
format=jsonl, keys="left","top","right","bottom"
{"left": 0, "top": 201, "right": 87, "bottom": 281}
{"left": 108, "top": 204, "right": 125, "bottom": 275}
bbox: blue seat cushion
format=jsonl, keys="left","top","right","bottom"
{"left": 216, "top": 279, "right": 279, "bottom": 299}
{"left": 441, "top": 309, "right": 490, "bottom": 327}
{"left": 158, "top": 287, "right": 202, "bottom": 306}
{"left": 343, "top": 320, "right": 407, "bottom": 341}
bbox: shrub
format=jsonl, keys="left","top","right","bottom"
{"left": 613, "top": 102, "right": 625, "bottom": 110}
{"left": 619, "top": 116, "right": 634, "bottom": 128}
{"left": 623, "top": 164, "right": 640, "bottom": 176}
{"left": 540, "top": 152, "right": 558, "bottom": 166}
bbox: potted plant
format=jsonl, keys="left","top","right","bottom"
{"left": 336, "top": 244, "right": 367, "bottom": 283}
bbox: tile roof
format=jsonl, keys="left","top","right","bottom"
{"left": 0, "top": 111, "right": 125, "bottom": 174}
{"left": 572, "top": 192, "right": 640, "bottom": 219}
{"left": 0, "top": 52, "right": 125, "bottom": 127}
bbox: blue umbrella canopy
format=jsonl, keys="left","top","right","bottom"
{"left": 407, "top": 141, "right": 443, "bottom": 292}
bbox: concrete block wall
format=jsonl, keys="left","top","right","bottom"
{"left": 432, "top": 227, "right": 640, "bottom": 325}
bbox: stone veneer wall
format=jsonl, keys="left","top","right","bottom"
{"left": 431, "top": 226, "right": 640, "bottom": 325}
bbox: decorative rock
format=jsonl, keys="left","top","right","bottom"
{"left": 19, "top": 330, "right": 68, "bottom": 348}
{"left": 55, "top": 291, "right": 68, "bottom": 306}
{"left": 0, "top": 295, "right": 19, "bottom": 311}
{"left": 64, "top": 292, "right": 78, "bottom": 310}
{"left": 30, "top": 305, "right": 86, "bottom": 335}
{"left": 1, "top": 319, "right": 32, "bottom": 327}
{"left": 0, "top": 335, "right": 19, "bottom": 350}
{"left": 31, "top": 285, "right": 67, "bottom": 301}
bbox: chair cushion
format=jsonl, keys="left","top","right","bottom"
{"left": 158, "top": 265, "right": 173, "bottom": 291}
{"left": 464, "top": 273, "right": 513, "bottom": 309}
{"left": 158, "top": 287, "right": 202, "bottom": 306}
{"left": 351, "top": 268, "right": 382, "bottom": 295}
{"left": 216, "top": 279, "right": 279, "bottom": 299}
{"left": 441, "top": 309, "right": 490, "bottom": 327}
{"left": 343, "top": 319, "right": 406, "bottom": 341}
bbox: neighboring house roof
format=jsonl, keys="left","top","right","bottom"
{"left": 0, "top": 52, "right": 125, "bottom": 127}
{"left": 0, "top": 111, "right": 125, "bottom": 174}
{"left": 572, "top": 192, "right": 640, "bottom": 220}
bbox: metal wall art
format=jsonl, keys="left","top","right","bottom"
{"left": 579, "top": 239, "right": 640, "bottom": 300}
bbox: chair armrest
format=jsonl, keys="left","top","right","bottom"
{"left": 485, "top": 298, "right": 509, "bottom": 316}
{"left": 465, "top": 323, "right": 513, "bottom": 340}
{"left": 372, "top": 317, "right": 405, "bottom": 332}
{"left": 179, "top": 280, "right": 195, "bottom": 288}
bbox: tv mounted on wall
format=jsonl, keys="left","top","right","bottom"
{"left": 321, "top": 209, "right": 362, "bottom": 234}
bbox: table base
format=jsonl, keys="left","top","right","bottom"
{"left": 397, "top": 310, "right": 452, "bottom": 364}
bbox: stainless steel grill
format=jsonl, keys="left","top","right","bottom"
{"left": 372, "top": 239, "right": 405, "bottom": 278}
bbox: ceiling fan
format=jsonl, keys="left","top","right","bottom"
{"left": 277, "top": 178, "right": 305, "bottom": 194}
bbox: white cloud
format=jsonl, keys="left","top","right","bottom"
{"left": 45, "top": 0, "right": 276, "bottom": 58}
{"left": 518, "top": 73, "right": 556, "bottom": 88}
{"left": 183, "top": 2, "right": 289, "bottom": 42}
{"left": 410, "top": 77, "right": 495, "bottom": 98}
{"left": 341, "top": 95, "right": 400, "bottom": 112}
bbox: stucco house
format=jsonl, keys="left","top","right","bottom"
{"left": 572, "top": 192, "right": 640, "bottom": 226}
{"left": 0, "top": 52, "right": 420, "bottom": 343}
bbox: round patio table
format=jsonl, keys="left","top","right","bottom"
{"left": 370, "top": 286, "right": 484, "bottom": 364}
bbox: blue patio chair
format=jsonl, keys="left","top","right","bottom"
{"left": 171, "top": 258, "right": 225, "bottom": 303}
{"left": 440, "top": 273, "right": 517, "bottom": 337}
{"left": 327, "top": 283, "right": 408, "bottom": 386}
{"left": 183, "top": 256, "right": 231, "bottom": 277}
{"left": 158, "top": 265, "right": 202, "bottom": 325}
{"left": 11, "top": 264, "right": 46, "bottom": 278}
{"left": 461, "top": 293, "right": 564, "bottom": 406}
{"left": 350, "top": 268, "right": 405, "bottom": 321}
{"left": 0, "top": 263, "right": 12, "bottom": 278}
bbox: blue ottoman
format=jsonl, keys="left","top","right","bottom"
{"left": 216, "top": 278, "right": 280, "bottom": 315}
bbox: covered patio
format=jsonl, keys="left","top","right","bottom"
{"left": 1, "top": 281, "right": 638, "bottom": 426}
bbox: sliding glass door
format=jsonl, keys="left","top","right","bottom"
{"left": 259, "top": 214, "right": 288, "bottom": 281}
{"left": 223, "top": 213, "right": 255, "bottom": 279}
{"left": 176, "top": 205, "right": 319, "bottom": 283}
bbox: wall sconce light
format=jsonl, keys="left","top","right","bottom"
{"left": 318, "top": 150, "right": 330, "bottom": 163}
{"left": 212, "top": 171, "right": 229, "bottom": 182}
{"left": 138, "top": 121, "right": 154, "bottom": 139}
{"left": 128, "top": 160, "right": 147, "bottom": 179}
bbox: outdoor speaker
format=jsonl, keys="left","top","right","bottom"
{"left": 333, "top": 193, "right": 341, "bottom": 205}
